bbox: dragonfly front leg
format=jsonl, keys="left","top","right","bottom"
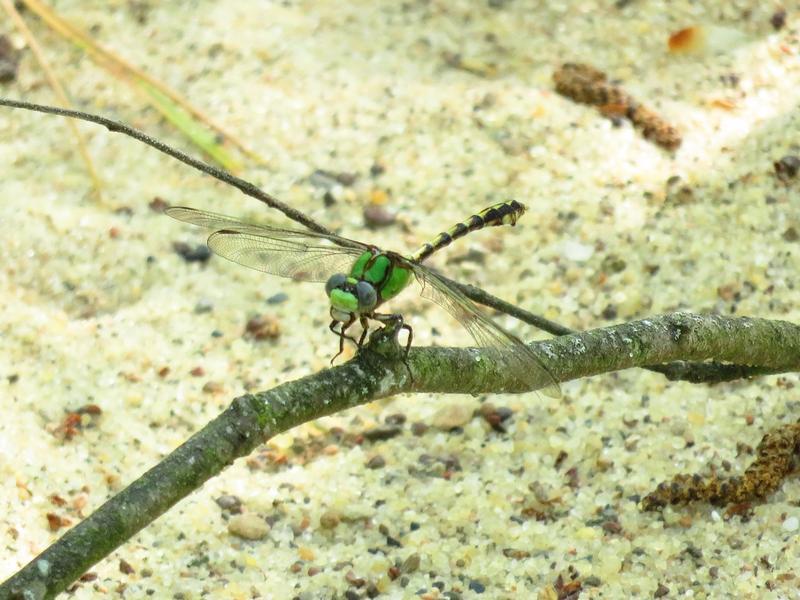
{"left": 371, "top": 312, "right": 414, "bottom": 382}
{"left": 357, "top": 316, "right": 371, "bottom": 348}
{"left": 372, "top": 313, "right": 413, "bottom": 358}
{"left": 329, "top": 316, "right": 357, "bottom": 364}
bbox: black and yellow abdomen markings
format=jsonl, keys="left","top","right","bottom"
{"left": 410, "top": 200, "right": 526, "bottom": 263}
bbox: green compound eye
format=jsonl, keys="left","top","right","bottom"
{"left": 325, "top": 273, "right": 347, "bottom": 297}
{"left": 355, "top": 281, "right": 377, "bottom": 311}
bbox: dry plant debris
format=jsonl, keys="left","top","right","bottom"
{"left": 553, "top": 62, "right": 682, "bottom": 151}
{"left": 642, "top": 422, "right": 800, "bottom": 510}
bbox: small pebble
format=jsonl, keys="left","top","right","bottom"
{"left": 345, "top": 571, "right": 366, "bottom": 587}
{"left": 601, "top": 304, "right": 618, "bottom": 320}
{"left": 244, "top": 314, "right": 281, "bottom": 340}
{"left": 601, "top": 254, "right": 627, "bottom": 274}
{"left": 215, "top": 495, "right": 242, "bottom": 514}
{"left": 432, "top": 404, "right": 473, "bottom": 430}
{"left": 502, "top": 548, "right": 531, "bottom": 559}
{"left": 228, "top": 514, "right": 270, "bottom": 540}
{"left": 468, "top": 580, "right": 486, "bottom": 593}
{"left": 0, "top": 35, "right": 20, "bottom": 83}
{"left": 770, "top": 8, "right": 787, "bottom": 30}
{"left": 782, "top": 516, "right": 799, "bottom": 532}
{"left": 411, "top": 422, "right": 429, "bottom": 436}
{"left": 320, "top": 510, "right": 341, "bottom": 529}
{"left": 654, "top": 583, "right": 669, "bottom": 598}
{"left": 401, "top": 553, "right": 421, "bottom": 573}
{"left": 494, "top": 407, "right": 514, "bottom": 421}
{"left": 363, "top": 204, "right": 397, "bottom": 228}
{"left": 479, "top": 403, "right": 514, "bottom": 432}
{"left": 366, "top": 454, "right": 386, "bottom": 469}
{"left": 148, "top": 197, "right": 168, "bottom": 213}
{"left": 309, "top": 169, "right": 357, "bottom": 188}
{"left": 202, "top": 381, "right": 224, "bottom": 394}
{"left": 172, "top": 241, "right": 212, "bottom": 263}
{"left": 194, "top": 299, "right": 214, "bottom": 314}
{"left": 363, "top": 426, "right": 402, "bottom": 441}
{"left": 385, "top": 413, "right": 406, "bottom": 425}
{"left": 118, "top": 559, "right": 135, "bottom": 575}
{"left": 266, "top": 292, "right": 289, "bottom": 305}
{"left": 775, "top": 155, "right": 800, "bottom": 182}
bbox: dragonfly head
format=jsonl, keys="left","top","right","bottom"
{"left": 325, "top": 273, "right": 378, "bottom": 321}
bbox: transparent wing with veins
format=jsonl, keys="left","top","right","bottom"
{"left": 408, "top": 262, "right": 561, "bottom": 397}
{"left": 166, "top": 206, "right": 368, "bottom": 282}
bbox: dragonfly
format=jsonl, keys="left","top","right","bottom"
{"left": 166, "top": 200, "right": 559, "bottom": 396}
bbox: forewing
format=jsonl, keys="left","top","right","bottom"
{"left": 166, "top": 206, "right": 367, "bottom": 282}
{"left": 411, "top": 264, "right": 560, "bottom": 397}
{"left": 165, "top": 206, "right": 368, "bottom": 250}
{"left": 207, "top": 230, "right": 362, "bottom": 282}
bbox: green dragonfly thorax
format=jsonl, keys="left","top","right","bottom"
{"left": 325, "top": 250, "right": 413, "bottom": 321}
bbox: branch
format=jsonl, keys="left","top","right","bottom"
{"left": 2, "top": 313, "right": 799, "bottom": 599}
{"left": 455, "top": 282, "right": 773, "bottom": 383}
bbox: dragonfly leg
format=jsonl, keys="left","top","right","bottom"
{"left": 357, "top": 316, "right": 371, "bottom": 348}
{"left": 329, "top": 316, "right": 357, "bottom": 364}
{"left": 372, "top": 313, "right": 413, "bottom": 355}
{"left": 401, "top": 322, "right": 413, "bottom": 357}
{"left": 372, "top": 313, "right": 414, "bottom": 383}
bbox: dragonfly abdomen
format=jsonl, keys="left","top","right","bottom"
{"left": 410, "top": 200, "right": 526, "bottom": 263}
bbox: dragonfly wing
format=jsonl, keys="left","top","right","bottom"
{"left": 411, "top": 264, "right": 561, "bottom": 397}
{"left": 207, "top": 230, "right": 363, "bottom": 282}
{"left": 165, "top": 206, "right": 369, "bottom": 250}
{"left": 166, "top": 206, "right": 368, "bottom": 282}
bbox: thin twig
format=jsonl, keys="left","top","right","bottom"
{"left": 1, "top": 313, "right": 798, "bottom": 599}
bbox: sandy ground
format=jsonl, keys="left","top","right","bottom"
{"left": 1, "top": 1, "right": 800, "bottom": 598}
